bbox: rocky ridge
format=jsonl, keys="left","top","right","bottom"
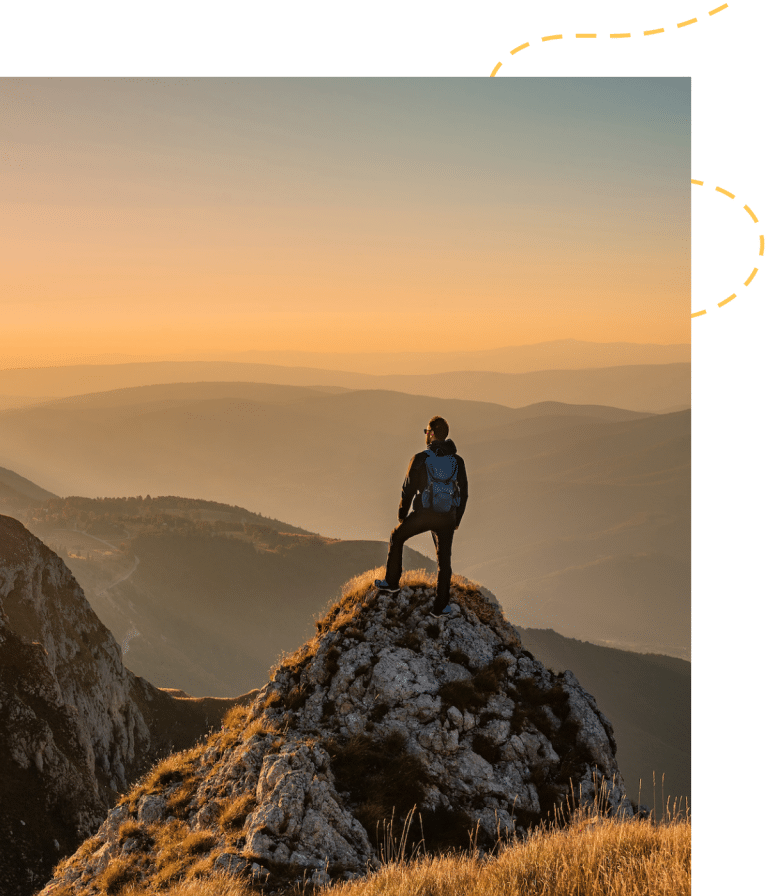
{"left": 0, "top": 515, "right": 250, "bottom": 896}
{"left": 41, "top": 572, "right": 631, "bottom": 895}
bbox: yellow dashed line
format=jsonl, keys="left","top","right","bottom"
{"left": 487, "top": 13, "right": 757, "bottom": 325}
{"left": 491, "top": 5, "right": 730, "bottom": 77}
{"left": 744, "top": 205, "right": 758, "bottom": 223}
{"left": 693, "top": 179, "right": 761, "bottom": 316}
{"left": 744, "top": 268, "right": 758, "bottom": 286}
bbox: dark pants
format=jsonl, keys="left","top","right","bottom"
{"left": 384, "top": 508, "right": 456, "bottom": 613}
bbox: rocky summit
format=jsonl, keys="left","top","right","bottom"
{"left": 41, "top": 571, "right": 631, "bottom": 895}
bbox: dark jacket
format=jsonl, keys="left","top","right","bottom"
{"left": 398, "top": 438, "right": 468, "bottom": 527}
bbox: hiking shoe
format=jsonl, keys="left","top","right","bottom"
{"left": 429, "top": 605, "right": 453, "bottom": 618}
{"left": 374, "top": 579, "right": 401, "bottom": 593}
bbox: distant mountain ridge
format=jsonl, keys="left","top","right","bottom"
{"left": 19, "top": 493, "right": 436, "bottom": 696}
{"left": 0, "top": 384, "right": 689, "bottom": 656}
{"left": 0, "top": 359, "right": 689, "bottom": 414}
{"left": 0, "top": 339, "right": 692, "bottom": 380}
{"left": 0, "top": 466, "right": 58, "bottom": 503}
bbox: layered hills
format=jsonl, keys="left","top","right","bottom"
{"left": 40, "top": 571, "right": 631, "bottom": 896}
{"left": 23, "top": 495, "right": 433, "bottom": 696}
{"left": 0, "top": 359, "right": 689, "bottom": 414}
{"left": 4, "top": 486, "right": 690, "bottom": 807}
{"left": 0, "top": 382, "right": 690, "bottom": 656}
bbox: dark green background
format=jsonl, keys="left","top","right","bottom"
{"left": 0, "top": 0, "right": 768, "bottom": 896}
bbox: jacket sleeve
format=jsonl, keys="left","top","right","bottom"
{"left": 398, "top": 455, "right": 420, "bottom": 521}
{"left": 456, "top": 456, "right": 469, "bottom": 527}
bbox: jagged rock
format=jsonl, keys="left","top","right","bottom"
{"left": 0, "top": 515, "right": 253, "bottom": 896}
{"left": 40, "top": 574, "right": 632, "bottom": 894}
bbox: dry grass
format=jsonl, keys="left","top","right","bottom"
{"left": 119, "top": 743, "right": 205, "bottom": 812}
{"left": 316, "top": 567, "right": 489, "bottom": 636}
{"left": 123, "top": 876, "right": 252, "bottom": 896}
{"left": 97, "top": 857, "right": 143, "bottom": 894}
{"left": 321, "top": 813, "right": 690, "bottom": 896}
{"left": 326, "top": 731, "right": 428, "bottom": 845}
{"left": 220, "top": 792, "right": 260, "bottom": 831}
{"left": 242, "top": 716, "right": 282, "bottom": 740}
{"left": 438, "top": 656, "right": 511, "bottom": 714}
{"left": 116, "top": 804, "right": 690, "bottom": 896}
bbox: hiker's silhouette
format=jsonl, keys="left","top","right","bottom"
{"left": 376, "top": 416, "right": 468, "bottom": 616}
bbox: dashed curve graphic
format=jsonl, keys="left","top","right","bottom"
{"left": 691, "top": 181, "right": 762, "bottom": 317}
{"left": 486, "top": 4, "right": 761, "bottom": 318}
{"left": 490, "top": 4, "right": 729, "bottom": 76}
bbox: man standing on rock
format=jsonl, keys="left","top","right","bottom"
{"left": 375, "top": 416, "right": 468, "bottom": 617}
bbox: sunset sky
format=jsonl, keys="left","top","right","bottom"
{"left": 1, "top": 78, "right": 690, "bottom": 364}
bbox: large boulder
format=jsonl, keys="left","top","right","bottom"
{"left": 40, "top": 572, "right": 631, "bottom": 894}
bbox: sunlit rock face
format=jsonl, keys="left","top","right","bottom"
{"left": 40, "top": 572, "right": 630, "bottom": 895}
{"left": 0, "top": 515, "right": 217, "bottom": 896}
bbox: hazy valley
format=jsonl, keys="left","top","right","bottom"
{"left": 1, "top": 483, "right": 690, "bottom": 811}
{"left": 24, "top": 495, "right": 434, "bottom": 697}
{"left": 0, "top": 349, "right": 691, "bottom": 895}
{"left": 0, "top": 359, "right": 689, "bottom": 415}
{"left": 0, "top": 380, "right": 690, "bottom": 657}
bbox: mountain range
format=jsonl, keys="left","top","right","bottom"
{"left": 0, "top": 381, "right": 690, "bottom": 656}
{"left": 0, "top": 359, "right": 689, "bottom": 414}
{"left": 3, "top": 486, "right": 690, "bottom": 809}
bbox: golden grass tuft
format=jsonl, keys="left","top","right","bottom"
{"left": 97, "top": 856, "right": 142, "bottom": 894}
{"left": 180, "top": 830, "right": 218, "bottom": 856}
{"left": 119, "top": 743, "right": 205, "bottom": 811}
{"left": 220, "top": 792, "right": 260, "bottom": 831}
{"left": 117, "top": 804, "right": 690, "bottom": 896}
{"left": 320, "top": 804, "right": 691, "bottom": 896}
{"left": 52, "top": 834, "right": 101, "bottom": 878}
{"left": 242, "top": 716, "right": 281, "bottom": 740}
{"left": 123, "top": 875, "right": 251, "bottom": 896}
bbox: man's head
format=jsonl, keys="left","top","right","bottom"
{"left": 425, "top": 415, "right": 449, "bottom": 445}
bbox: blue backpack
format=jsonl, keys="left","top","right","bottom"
{"left": 421, "top": 450, "right": 461, "bottom": 513}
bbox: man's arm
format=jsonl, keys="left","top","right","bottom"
{"left": 455, "top": 456, "right": 469, "bottom": 528}
{"left": 398, "top": 454, "right": 420, "bottom": 521}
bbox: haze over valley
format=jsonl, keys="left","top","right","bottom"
{"left": 0, "top": 371, "right": 690, "bottom": 658}
{"left": 1, "top": 487, "right": 690, "bottom": 809}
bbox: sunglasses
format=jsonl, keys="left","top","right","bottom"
{"left": 424, "top": 429, "right": 432, "bottom": 434}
